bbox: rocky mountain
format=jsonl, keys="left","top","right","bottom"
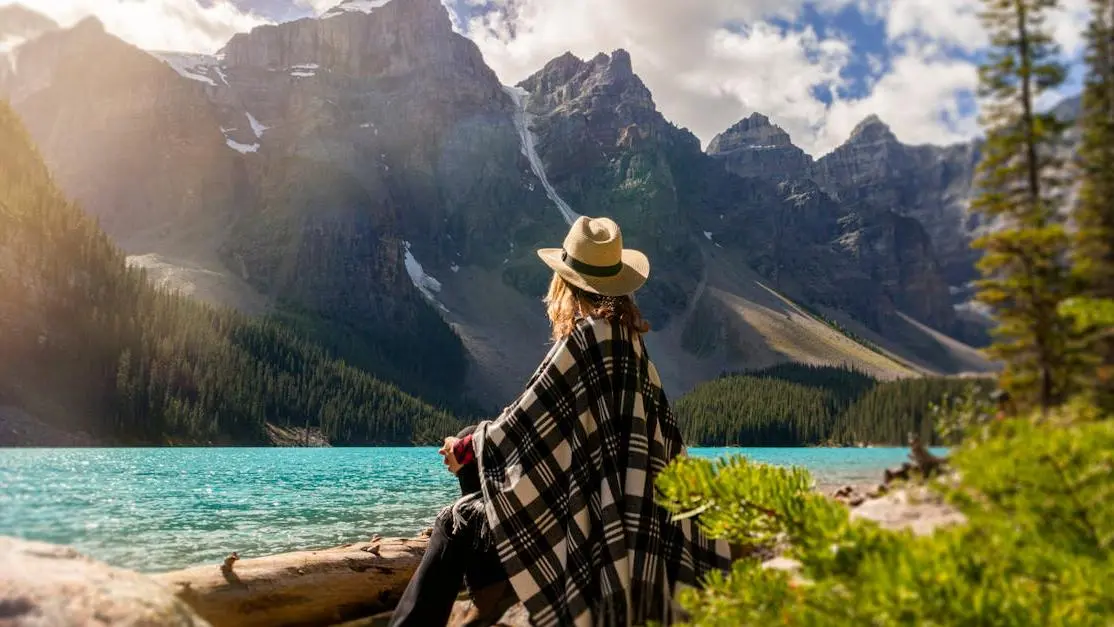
{"left": 514, "top": 49, "right": 988, "bottom": 380}
{"left": 512, "top": 49, "right": 707, "bottom": 326}
{"left": 0, "top": 1, "right": 996, "bottom": 410}
{"left": 0, "top": 98, "right": 461, "bottom": 446}
{"left": 811, "top": 116, "right": 981, "bottom": 289}
{"left": 707, "top": 112, "right": 814, "bottom": 181}
{"left": 0, "top": 17, "right": 242, "bottom": 243}
{"left": 707, "top": 111, "right": 981, "bottom": 293}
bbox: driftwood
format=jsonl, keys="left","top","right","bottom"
{"left": 152, "top": 536, "right": 429, "bottom": 627}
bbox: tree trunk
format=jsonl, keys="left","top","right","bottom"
{"left": 151, "top": 537, "right": 429, "bottom": 627}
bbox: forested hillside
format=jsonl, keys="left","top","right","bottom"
{"left": 676, "top": 364, "right": 989, "bottom": 446}
{"left": 0, "top": 101, "right": 461, "bottom": 445}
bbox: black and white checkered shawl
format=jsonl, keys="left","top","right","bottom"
{"left": 467, "top": 316, "right": 734, "bottom": 626}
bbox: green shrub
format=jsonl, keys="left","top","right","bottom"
{"left": 656, "top": 400, "right": 1114, "bottom": 626}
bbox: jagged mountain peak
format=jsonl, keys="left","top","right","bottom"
{"left": 591, "top": 48, "right": 632, "bottom": 73}
{"left": 522, "top": 47, "right": 657, "bottom": 116}
{"left": 74, "top": 16, "right": 108, "bottom": 36}
{"left": 1052, "top": 94, "right": 1082, "bottom": 123}
{"left": 848, "top": 114, "right": 896, "bottom": 143}
{"left": 314, "top": 0, "right": 451, "bottom": 23}
{"left": 594, "top": 49, "right": 635, "bottom": 84}
{"left": 707, "top": 111, "right": 797, "bottom": 155}
{"left": 740, "top": 111, "right": 771, "bottom": 126}
{"left": 541, "top": 49, "right": 636, "bottom": 85}
{"left": 219, "top": 0, "right": 498, "bottom": 89}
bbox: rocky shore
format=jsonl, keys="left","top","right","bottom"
{"left": 0, "top": 406, "right": 330, "bottom": 447}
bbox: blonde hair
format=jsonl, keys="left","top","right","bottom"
{"left": 544, "top": 273, "right": 650, "bottom": 342}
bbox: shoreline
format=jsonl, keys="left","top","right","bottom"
{"left": 3, "top": 404, "right": 946, "bottom": 450}
{"left": 2, "top": 475, "right": 963, "bottom": 627}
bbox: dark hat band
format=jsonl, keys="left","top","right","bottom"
{"left": 562, "top": 249, "right": 623, "bottom": 278}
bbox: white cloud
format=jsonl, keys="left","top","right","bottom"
{"left": 884, "top": 0, "right": 1089, "bottom": 55}
{"left": 464, "top": 0, "right": 864, "bottom": 155}
{"left": 464, "top": 0, "right": 1089, "bottom": 156}
{"left": 294, "top": 0, "right": 340, "bottom": 14}
{"left": 1049, "top": 0, "right": 1090, "bottom": 55}
{"left": 5, "top": 0, "right": 1088, "bottom": 154}
{"left": 1, "top": 0, "right": 271, "bottom": 53}
{"left": 820, "top": 49, "right": 979, "bottom": 152}
{"left": 675, "top": 24, "right": 853, "bottom": 153}
{"left": 884, "top": 0, "right": 986, "bottom": 52}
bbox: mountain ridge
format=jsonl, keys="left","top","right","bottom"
{"left": 0, "top": 2, "right": 997, "bottom": 411}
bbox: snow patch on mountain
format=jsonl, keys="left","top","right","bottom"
{"left": 0, "top": 13, "right": 54, "bottom": 69}
{"left": 323, "top": 0, "right": 393, "bottom": 18}
{"left": 289, "top": 64, "right": 320, "bottom": 78}
{"left": 0, "top": 37, "right": 24, "bottom": 75}
{"left": 151, "top": 52, "right": 226, "bottom": 87}
{"left": 503, "top": 85, "right": 581, "bottom": 225}
{"left": 226, "top": 138, "right": 259, "bottom": 154}
{"left": 0, "top": 36, "right": 25, "bottom": 55}
{"left": 246, "top": 112, "right": 268, "bottom": 138}
{"left": 127, "top": 254, "right": 219, "bottom": 299}
{"left": 403, "top": 241, "right": 448, "bottom": 312}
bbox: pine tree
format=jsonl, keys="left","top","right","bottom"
{"left": 1070, "top": 0, "right": 1114, "bottom": 408}
{"left": 972, "top": 0, "right": 1077, "bottom": 410}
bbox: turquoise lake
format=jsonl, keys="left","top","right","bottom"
{"left": 0, "top": 447, "right": 939, "bottom": 573}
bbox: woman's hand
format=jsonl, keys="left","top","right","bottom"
{"left": 439, "top": 436, "right": 463, "bottom": 475}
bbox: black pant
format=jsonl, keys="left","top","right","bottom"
{"left": 389, "top": 509, "right": 504, "bottom": 626}
{"left": 391, "top": 425, "right": 504, "bottom": 627}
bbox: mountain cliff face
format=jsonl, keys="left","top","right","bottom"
{"left": 0, "top": 2, "right": 538, "bottom": 409}
{"left": 1, "top": 1, "right": 995, "bottom": 410}
{"left": 209, "top": 0, "right": 566, "bottom": 407}
{"left": 0, "top": 18, "right": 242, "bottom": 242}
{"left": 811, "top": 116, "right": 980, "bottom": 288}
{"left": 707, "top": 113, "right": 814, "bottom": 181}
{"left": 702, "top": 106, "right": 980, "bottom": 336}
{"left": 513, "top": 50, "right": 706, "bottom": 325}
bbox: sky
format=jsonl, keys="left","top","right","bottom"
{"left": 3, "top": 0, "right": 1090, "bottom": 156}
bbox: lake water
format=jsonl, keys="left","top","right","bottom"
{"left": 0, "top": 447, "right": 937, "bottom": 573}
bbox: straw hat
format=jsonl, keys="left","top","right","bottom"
{"left": 537, "top": 216, "right": 649, "bottom": 297}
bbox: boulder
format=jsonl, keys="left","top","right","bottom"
{"left": 0, "top": 536, "right": 209, "bottom": 626}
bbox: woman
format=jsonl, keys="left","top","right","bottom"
{"left": 390, "top": 216, "right": 733, "bottom": 627}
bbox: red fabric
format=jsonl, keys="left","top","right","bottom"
{"left": 453, "top": 433, "right": 475, "bottom": 466}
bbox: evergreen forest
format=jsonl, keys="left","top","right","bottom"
{"left": 0, "top": 102, "right": 462, "bottom": 445}
{"left": 676, "top": 364, "right": 990, "bottom": 446}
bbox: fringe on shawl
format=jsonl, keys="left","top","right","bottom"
{"left": 435, "top": 492, "right": 493, "bottom": 551}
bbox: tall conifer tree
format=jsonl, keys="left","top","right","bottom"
{"left": 972, "top": 0, "right": 1076, "bottom": 410}
{"left": 1070, "top": 0, "right": 1114, "bottom": 406}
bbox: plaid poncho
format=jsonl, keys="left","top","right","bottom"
{"left": 466, "top": 316, "right": 734, "bottom": 626}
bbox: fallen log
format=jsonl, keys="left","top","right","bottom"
{"left": 151, "top": 536, "right": 429, "bottom": 627}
